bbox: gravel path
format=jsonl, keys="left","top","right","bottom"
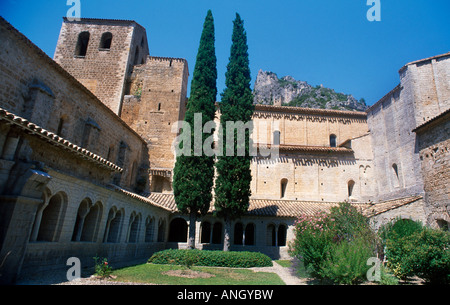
{"left": 251, "top": 260, "right": 306, "bottom": 285}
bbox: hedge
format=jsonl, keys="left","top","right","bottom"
{"left": 148, "top": 249, "right": 273, "bottom": 268}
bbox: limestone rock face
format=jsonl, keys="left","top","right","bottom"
{"left": 253, "top": 70, "right": 368, "bottom": 111}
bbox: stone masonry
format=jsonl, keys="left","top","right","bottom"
{"left": 0, "top": 15, "right": 448, "bottom": 284}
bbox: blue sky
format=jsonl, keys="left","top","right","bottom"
{"left": 1, "top": 0, "right": 449, "bottom": 105}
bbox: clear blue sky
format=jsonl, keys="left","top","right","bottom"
{"left": 1, "top": 0, "right": 449, "bottom": 105}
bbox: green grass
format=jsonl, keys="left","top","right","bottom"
{"left": 274, "top": 260, "right": 292, "bottom": 268}
{"left": 111, "top": 263, "right": 285, "bottom": 285}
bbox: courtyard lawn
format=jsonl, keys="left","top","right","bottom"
{"left": 111, "top": 263, "right": 285, "bottom": 285}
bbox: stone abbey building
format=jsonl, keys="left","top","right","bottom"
{"left": 0, "top": 17, "right": 448, "bottom": 283}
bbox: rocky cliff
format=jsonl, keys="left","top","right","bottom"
{"left": 253, "top": 70, "right": 368, "bottom": 111}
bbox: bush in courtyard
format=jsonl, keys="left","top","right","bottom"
{"left": 379, "top": 218, "right": 423, "bottom": 246}
{"left": 385, "top": 225, "right": 450, "bottom": 284}
{"left": 288, "top": 211, "right": 335, "bottom": 278}
{"left": 329, "top": 202, "right": 376, "bottom": 245}
{"left": 148, "top": 249, "right": 272, "bottom": 268}
{"left": 93, "top": 256, "right": 113, "bottom": 279}
{"left": 320, "top": 237, "right": 375, "bottom": 285}
{"left": 289, "top": 202, "right": 377, "bottom": 284}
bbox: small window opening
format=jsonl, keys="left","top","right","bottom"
{"left": 330, "top": 134, "right": 337, "bottom": 147}
{"left": 281, "top": 178, "right": 288, "bottom": 198}
{"left": 75, "top": 32, "right": 90, "bottom": 57}
{"left": 56, "top": 118, "right": 64, "bottom": 136}
{"left": 348, "top": 180, "right": 355, "bottom": 197}
{"left": 99, "top": 32, "right": 112, "bottom": 49}
{"left": 392, "top": 163, "right": 400, "bottom": 187}
{"left": 273, "top": 130, "right": 281, "bottom": 145}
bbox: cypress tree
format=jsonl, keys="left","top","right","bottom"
{"left": 214, "top": 13, "right": 254, "bottom": 251}
{"left": 172, "top": 10, "right": 217, "bottom": 249}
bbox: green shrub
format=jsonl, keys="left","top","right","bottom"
{"left": 380, "top": 218, "right": 424, "bottom": 279}
{"left": 379, "top": 266, "right": 399, "bottom": 285}
{"left": 148, "top": 249, "right": 273, "bottom": 268}
{"left": 93, "top": 256, "right": 113, "bottom": 279}
{"left": 386, "top": 228, "right": 450, "bottom": 284}
{"left": 288, "top": 211, "right": 335, "bottom": 278}
{"left": 329, "top": 201, "right": 375, "bottom": 244}
{"left": 289, "top": 202, "right": 378, "bottom": 284}
{"left": 320, "top": 237, "right": 374, "bottom": 285}
{"left": 379, "top": 218, "right": 423, "bottom": 246}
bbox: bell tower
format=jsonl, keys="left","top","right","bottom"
{"left": 53, "top": 17, "right": 149, "bottom": 115}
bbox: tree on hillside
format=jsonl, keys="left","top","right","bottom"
{"left": 172, "top": 10, "right": 217, "bottom": 249}
{"left": 214, "top": 13, "right": 254, "bottom": 251}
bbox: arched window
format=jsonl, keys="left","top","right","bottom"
{"left": 348, "top": 180, "right": 355, "bottom": 197}
{"left": 56, "top": 117, "right": 65, "bottom": 136}
{"left": 234, "top": 223, "right": 244, "bottom": 245}
{"left": 168, "top": 218, "right": 188, "bottom": 242}
{"left": 127, "top": 212, "right": 141, "bottom": 243}
{"left": 99, "top": 32, "right": 112, "bottom": 49}
{"left": 281, "top": 178, "right": 288, "bottom": 198}
{"left": 37, "top": 192, "right": 67, "bottom": 242}
{"left": 157, "top": 219, "right": 166, "bottom": 242}
{"left": 278, "top": 224, "right": 287, "bottom": 246}
{"left": 104, "top": 207, "right": 123, "bottom": 243}
{"left": 267, "top": 224, "right": 276, "bottom": 246}
{"left": 330, "top": 134, "right": 337, "bottom": 147}
{"left": 75, "top": 31, "right": 90, "bottom": 57}
{"left": 201, "top": 221, "right": 212, "bottom": 243}
{"left": 72, "top": 198, "right": 92, "bottom": 241}
{"left": 145, "top": 217, "right": 155, "bottom": 242}
{"left": 267, "top": 224, "right": 287, "bottom": 246}
{"left": 81, "top": 202, "right": 102, "bottom": 242}
{"left": 273, "top": 130, "right": 281, "bottom": 145}
{"left": 212, "top": 222, "right": 222, "bottom": 244}
{"left": 244, "top": 223, "right": 255, "bottom": 246}
{"left": 392, "top": 163, "right": 400, "bottom": 188}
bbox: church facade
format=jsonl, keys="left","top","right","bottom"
{"left": 0, "top": 17, "right": 448, "bottom": 283}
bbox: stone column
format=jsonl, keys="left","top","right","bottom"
{"left": 0, "top": 166, "right": 51, "bottom": 284}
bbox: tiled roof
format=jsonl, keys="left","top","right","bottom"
{"left": 254, "top": 104, "right": 368, "bottom": 118}
{"left": 145, "top": 193, "right": 369, "bottom": 218}
{"left": 412, "top": 107, "right": 450, "bottom": 133}
{"left": 0, "top": 106, "right": 123, "bottom": 172}
{"left": 111, "top": 188, "right": 423, "bottom": 220}
{"left": 62, "top": 17, "right": 145, "bottom": 29}
{"left": 276, "top": 144, "right": 353, "bottom": 154}
{"left": 360, "top": 196, "right": 423, "bottom": 217}
{"left": 112, "top": 186, "right": 175, "bottom": 212}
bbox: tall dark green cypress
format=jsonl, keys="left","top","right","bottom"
{"left": 172, "top": 10, "right": 217, "bottom": 249}
{"left": 214, "top": 13, "right": 254, "bottom": 251}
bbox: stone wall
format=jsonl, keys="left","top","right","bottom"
{"left": 402, "top": 54, "right": 450, "bottom": 126}
{"left": 0, "top": 17, "right": 149, "bottom": 191}
{"left": 121, "top": 56, "right": 189, "bottom": 192}
{"left": 367, "top": 53, "right": 450, "bottom": 204}
{"left": 414, "top": 110, "right": 450, "bottom": 228}
{"left": 54, "top": 18, "right": 149, "bottom": 115}
{"left": 251, "top": 105, "right": 368, "bottom": 147}
{"left": 369, "top": 198, "right": 427, "bottom": 231}
{"left": 20, "top": 169, "right": 170, "bottom": 279}
{"left": 0, "top": 17, "right": 161, "bottom": 283}
{"left": 367, "top": 84, "right": 424, "bottom": 202}
{"left": 248, "top": 106, "right": 375, "bottom": 202}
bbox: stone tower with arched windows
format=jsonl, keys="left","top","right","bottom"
{"left": 54, "top": 18, "right": 149, "bottom": 115}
